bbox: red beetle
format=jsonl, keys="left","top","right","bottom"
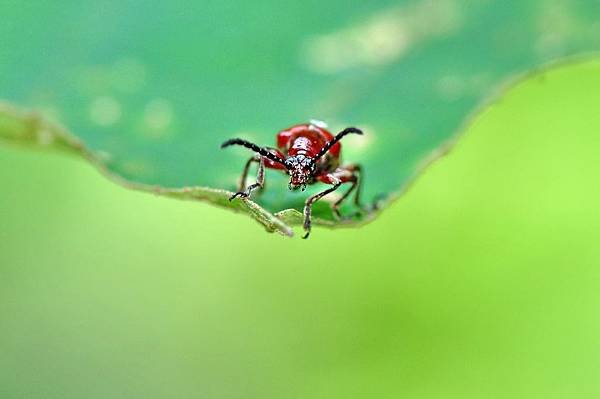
{"left": 221, "top": 121, "right": 364, "bottom": 238}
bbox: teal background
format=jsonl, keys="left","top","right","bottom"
{"left": 1, "top": 61, "right": 600, "bottom": 398}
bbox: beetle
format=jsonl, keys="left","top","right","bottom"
{"left": 221, "top": 121, "right": 364, "bottom": 238}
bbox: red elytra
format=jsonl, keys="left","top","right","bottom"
{"left": 221, "top": 122, "right": 364, "bottom": 238}
{"left": 276, "top": 123, "right": 341, "bottom": 159}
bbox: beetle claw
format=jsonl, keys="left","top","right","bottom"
{"left": 229, "top": 191, "right": 248, "bottom": 201}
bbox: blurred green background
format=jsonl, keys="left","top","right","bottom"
{"left": 1, "top": 59, "right": 599, "bottom": 398}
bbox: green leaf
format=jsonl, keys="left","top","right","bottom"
{"left": 1, "top": 1, "right": 599, "bottom": 235}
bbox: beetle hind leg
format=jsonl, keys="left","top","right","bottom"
{"left": 331, "top": 165, "right": 363, "bottom": 220}
{"left": 332, "top": 180, "right": 358, "bottom": 220}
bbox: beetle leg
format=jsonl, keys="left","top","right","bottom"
{"left": 236, "top": 155, "right": 259, "bottom": 191}
{"left": 332, "top": 178, "right": 357, "bottom": 219}
{"left": 332, "top": 165, "right": 363, "bottom": 220}
{"left": 303, "top": 179, "right": 342, "bottom": 239}
{"left": 229, "top": 155, "right": 265, "bottom": 201}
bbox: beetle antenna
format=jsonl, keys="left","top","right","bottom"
{"left": 313, "top": 127, "right": 363, "bottom": 161}
{"left": 221, "top": 138, "right": 287, "bottom": 167}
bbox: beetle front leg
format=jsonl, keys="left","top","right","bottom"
{"left": 236, "top": 155, "right": 259, "bottom": 192}
{"left": 229, "top": 155, "right": 265, "bottom": 201}
{"left": 303, "top": 181, "right": 342, "bottom": 239}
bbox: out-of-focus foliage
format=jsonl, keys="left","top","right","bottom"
{"left": 1, "top": 0, "right": 599, "bottom": 234}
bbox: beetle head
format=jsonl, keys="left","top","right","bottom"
{"left": 285, "top": 154, "right": 315, "bottom": 191}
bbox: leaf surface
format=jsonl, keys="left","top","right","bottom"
{"left": 1, "top": 0, "right": 599, "bottom": 235}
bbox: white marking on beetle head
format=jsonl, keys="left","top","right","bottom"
{"left": 309, "top": 119, "right": 328, "bottom": 128}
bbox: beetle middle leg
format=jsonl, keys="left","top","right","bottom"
{"left": 229, "top": 155, "right": 265, "bottom": 201}
{"left": 303, "top": 181, "right": 342, "bottom": 239}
